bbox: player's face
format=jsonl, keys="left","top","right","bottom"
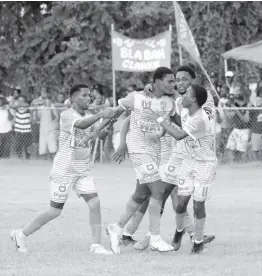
{"left": 73, "top": 88, "right": 92, "bottom": 110}
{"left": 182, "top": 86, "right": 195, "bottom": 108}
{"left": 159, "top": 74, "right": 175, "bottom": 95}
{"left": 176, "top": 71, "right": 192, "bottom": 94}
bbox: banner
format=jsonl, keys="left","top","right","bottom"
{"left": 111, "top": 30, "right": 171, "bottom": 72}
{"left": 174, "top": 1, "right": 220, "bottom": 99}
{"left": 173, "top": 1, "right": 202, "bottom": 66}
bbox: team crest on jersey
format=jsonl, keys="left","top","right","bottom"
{"left": 160, "top": 102, "right": 167, "bottom": 111}
{"left": 142, "top": 100, "right": 152, "bottom": 110}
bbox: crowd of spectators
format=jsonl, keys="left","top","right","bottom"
{"left": 1, "top": 71, "right": 262, "bottom": 164}
{"left": 215, "top": 70, "right": 262, "bottom": 163}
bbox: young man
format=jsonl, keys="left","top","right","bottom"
{"left": 10, "top": 84, "right": 117, "bottom": 255}
{"left": 114, "top": 65, "right": 215, "bottom": 250}
{"left": 150, "top": 84, "right": 218, "bottom": 254}
{"left": 106, "top": 67, "right": 177, "bottom": 254}
{"left": 226, "top": 94, "right": 250, "bottom": 163}
{"left": 11, "top": 95, "right": 32, "bottom": 159}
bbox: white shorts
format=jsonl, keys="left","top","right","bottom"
{"left": 129, "top": 153, "right": 160, "bottom": 184}
{"left": 226, "top": 128, "right": 250, "bottom": 152}
{"left": 50, "top": 173, "right": 97, "bottom": 203}
{"left": 176, "top": 159, "right": 217, "bottom": 202}
{"left": 160, "top": 151, "right": 183, "bottom": 185}
{"left": 251, "top": 133, "right": 262, "bottom": 151}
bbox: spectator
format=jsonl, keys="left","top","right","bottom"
{"left": 226, "top": 94, "right": 250, "bottom": 163}
{"left": 249, "top": 90, "right": 262, "bottom": 161}
{"left": 11, "top": 95, "right": 32, "bottom": 159}
{"left": 210, "top": 72, "right": 222, "bottom": 95}
{"left": 225, "top": 71, "right": 245, "bottom": 96}
{"left": 35, "top": 96, "right": 58, "bottom": 160}
{"left": 6, "top": 88, "right": 21, "bottom": 104}
{"left": 31, "top": 87, "right": 48, "bottom": 156}
{"left": 217, "top": 87, "right": 236, "bottom": 163}
{"left": 0, "top": 95, "right": 13, "bottom": 158}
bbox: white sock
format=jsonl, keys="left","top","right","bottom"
{"left": 150, "top": 234, "right": 160, "bottom": 242}
{"left": 123, "top": 231, "right": 132, "bottom": 237}
{"left": 195, "top": 239, "right": 203, "bottom": 244}
{"left": 18, "top": 229, "right": 26, "bottom": 238}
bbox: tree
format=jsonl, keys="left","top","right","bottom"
{"left": 0, "top": 1, "right": 262, "bottom": 98}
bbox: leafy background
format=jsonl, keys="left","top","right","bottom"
{"left": 0, "top": 1, "right": 262, "bottom": 98}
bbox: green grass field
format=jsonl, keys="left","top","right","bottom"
{"left": 1, "top": 159, "right": 262, "bottom": 276}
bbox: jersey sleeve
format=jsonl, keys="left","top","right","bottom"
{"left": 60, "top": 111, "right": 80, "bottom": 134}
{"left": 118, "top": 92, "right": 136, "bottom": 110}
{"left": 183, "top": 116, "right": 206, "bottom": 140}
{"left": 202, "top": 91, "right": 214, "bottom": 118}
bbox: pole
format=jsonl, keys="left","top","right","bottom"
{"left": 178, "top": 45, "right": 183, "bottom": 65}
{"left": 111, "top": 24, "right": 116, "bottom": 107}
{"left": 169, "top": 24, "right": 173, "bottom": 68}
{"left": 224, "top": 58, "right": 228, "bottom": 75}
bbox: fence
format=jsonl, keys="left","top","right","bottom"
{"left": 213, "top": 106, "right": 262, "bottom": 163}
{"left": 1, "top": 106, "right": 262, "bottom": 164}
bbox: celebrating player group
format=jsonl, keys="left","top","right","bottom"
{"left": 11, "top": 65, "right": 217, "bottom": 255}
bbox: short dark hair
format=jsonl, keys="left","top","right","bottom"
{"left": 69, "top": 84, "right": 90, "bottom": 97}
{"left": 191, "top": 84, "right": 207, "bottom": 107}
{"left": 152, "top": 67, "right": 174, "bottom": 83}
{"left": 176, "top": 65, "right": 196, "bottom": 79}
{"left": 14, "top": 89, "right": 21, "bottom": 95}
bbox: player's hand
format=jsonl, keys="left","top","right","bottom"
{"left": 144, "top": 83, "right": 153, "bottom": 96}
{"left": 112, "top": 144, "right": 126, "bottom": 164}
{"left": 84, "top": 130, "right": 99, "bottom": 146}
{"left": 101, "top": 107, "right": 118, "bottom": 119}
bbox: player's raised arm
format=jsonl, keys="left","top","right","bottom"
{"left": 74, "top": 108, "right": 117, "bottom": 129}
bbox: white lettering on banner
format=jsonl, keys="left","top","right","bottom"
{"left": 122, "top": 60, "right": 160, "bottom": 71}
{"left": 112, "top": 30, "right": 171, "bottom": 72}
{"left": 120, "top": 48, "right": 143, "bottom": 60}
{"left": 120, "top": 48, "right": 165, "bottom": 61}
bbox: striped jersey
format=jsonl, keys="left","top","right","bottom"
{"left": 14, "top": 109, "right": 31, "bottom": 133}
{"left": 119, "top": 91, "right": 175, "bottom": 154}
{"left": 177, "top": 105, "right": 217, "bottom": 162}
{"left": 51, "top": 108, "right": 96, "bottom": 178}
{"left": 172, "top": 92, "right": 215, "bottom": 157}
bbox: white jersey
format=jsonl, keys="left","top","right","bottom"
{"left": 176, "top": 104, "right": 217, "bottom": 162}
{"left": 172, "top": 91, "right": 215, "bottom": 157}
{"left": 118, "top": 91, "right": 175, "bottom": 154}
{"left": 51, "top": 108, "right": 95, "bottom": 178}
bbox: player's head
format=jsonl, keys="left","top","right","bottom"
{"left": 182, "top": 84, "right": 207, "bottom": 109}
{"left": 69, "top": 84, "right": 92, "bottom": 110}
{"left": 176, "top": 65, "right": 196, "bottom": 95}
{"left": 57, "top": 92, "right": 65, "bottom": 104}
{"left": 152, "top": 67, "right": 175, "bottom": 96}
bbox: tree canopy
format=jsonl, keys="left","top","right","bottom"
{"left": 0, "top": 1, "right": 261, "bottom": 98}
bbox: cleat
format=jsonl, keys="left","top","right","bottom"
{"left": 120, "top": 235, "right": 137, "bottom": 246}
{"left": 133, "top": 235, "right": 150, "bottom": 251}
{"left": 90, "top": 244, "right": 113, "bottom": 255}
{"left": 190, "top": 234, "right": 194, "bottom": 244}
{"left": 171, "top": 229, "right": 185, "bottom": 251}
{"left": 191, "top": 241, "right": 204, "bottom": 254}
{"left": 106, "top": 224, "right": 121, "bottom": 254}
{"left": 10, "top": 230, "right": 27, "bottom": 253}
{"left": 150, "top": 236, "right": 174, "bottom": 252}
{"left": 203, "top": 234, "right": 215, "bottom": 245}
